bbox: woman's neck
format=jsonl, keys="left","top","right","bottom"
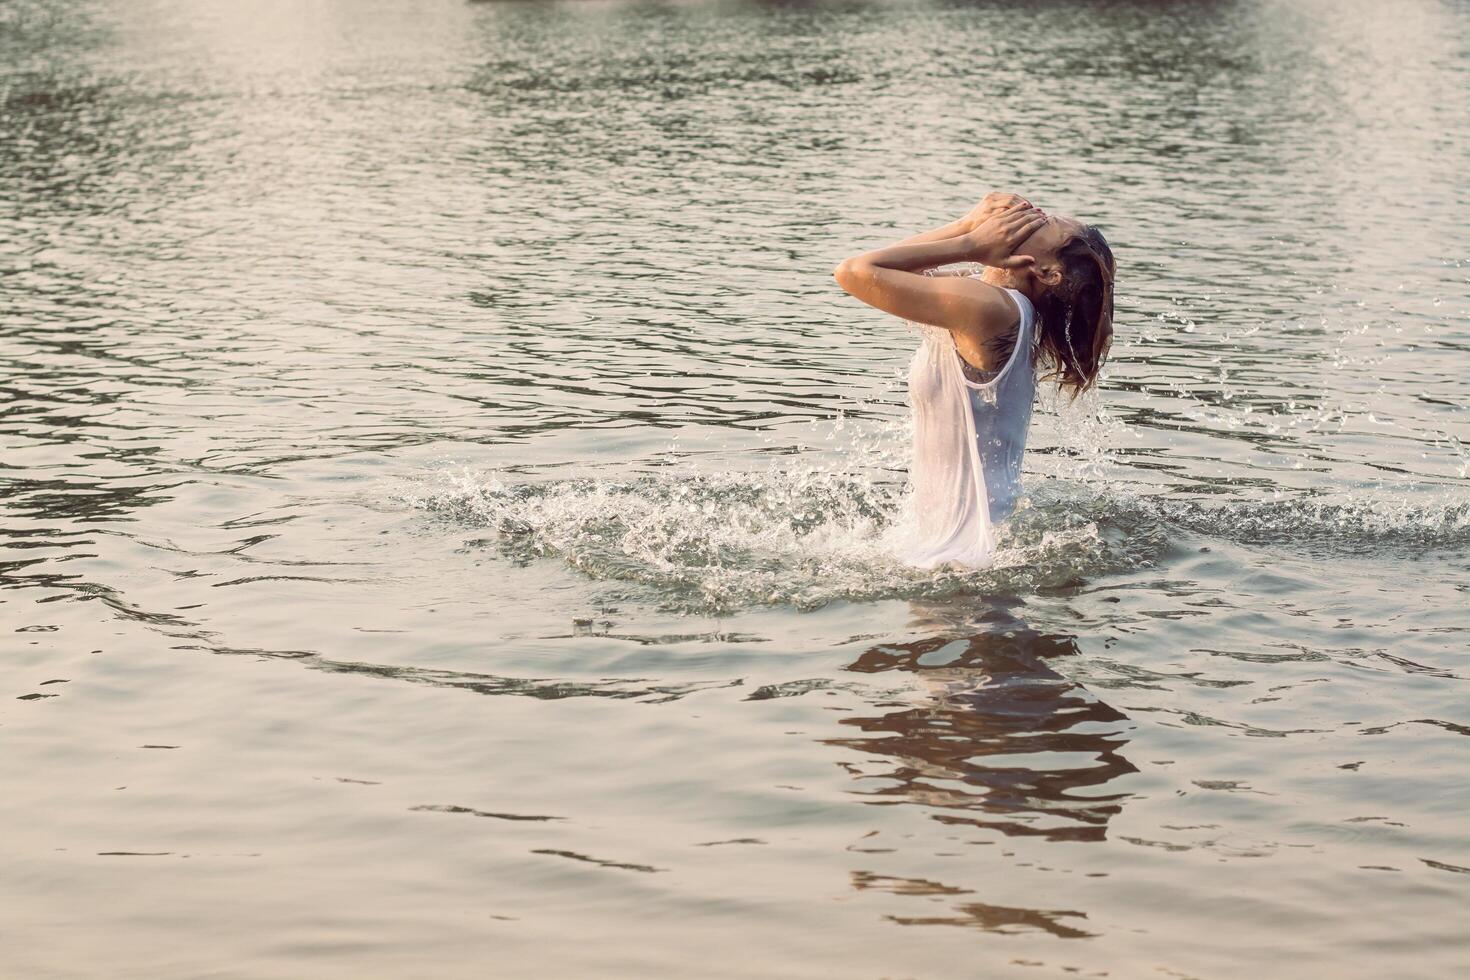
{"left": 979, "top": 266, "right": 1040, "bottom": 302}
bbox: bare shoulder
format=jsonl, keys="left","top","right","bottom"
{"left": 953, "top": 276, "right": 1022, "bottom": 346}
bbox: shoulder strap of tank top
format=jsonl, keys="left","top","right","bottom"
{"left": 1003, "top": 288, "right": 1039, "bottom": 351}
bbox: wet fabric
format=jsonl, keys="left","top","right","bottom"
{"left": 890, "top": 284, "right": 1038, "bottom": 569}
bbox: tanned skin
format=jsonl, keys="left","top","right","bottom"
{"left": 834, "top": 192, "right": 1084, "bottom": 373}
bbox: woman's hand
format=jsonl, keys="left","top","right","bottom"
{"left": 961, "top": 191, "right": 1032, "bottom": 232}
{"left": 964, "top": 201, "right": 1046, "bottom": 270}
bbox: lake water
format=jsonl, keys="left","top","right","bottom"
{"left": 3, "top": 0, "right": 1469, "bottom": 976}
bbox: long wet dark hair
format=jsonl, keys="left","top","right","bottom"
{"left": 1032, "top": 225, "right": 1115, "bottom": 397}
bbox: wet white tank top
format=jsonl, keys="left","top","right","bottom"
{"left": 890, "top": 283, "right": 1038, "bottom": 569}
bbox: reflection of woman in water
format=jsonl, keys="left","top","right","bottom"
{"left": 833, "top": 192, "right": 1116, "bottom": 568}
{"left": 834, "top": 608, "right": 1136, "bottom": 843}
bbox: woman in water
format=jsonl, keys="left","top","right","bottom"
{"left": 833, "top": 192, "right": 1115, "bottom": 568}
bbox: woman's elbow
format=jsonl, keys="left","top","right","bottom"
{"left": 833, "top": 257, "right": 867, "bottom": 293}
{"left": 833, "top": 258, "right": 850, "bottom": 287}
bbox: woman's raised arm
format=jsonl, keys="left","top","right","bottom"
{"left": 833, "top": 202, "right": 1045, "bottom": 335}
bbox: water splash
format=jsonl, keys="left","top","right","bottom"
{"left": 392, "top": 460, "right": 1469, "bottom": 613}
{"left": 392, "top": 463, "right": 1158, "bottom": 612}
{"left": 1124, "top": 492, "right": 1470, "bottom": 552}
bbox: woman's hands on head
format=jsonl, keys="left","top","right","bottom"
{"left": 965, "top": 199, "right": 1046, "bottom": 271}
{"left": 962, "top": 192, "right": 1032, "bottom": 232}
{"left": 832, "top": 194, "right": 1043, "bottom": 340}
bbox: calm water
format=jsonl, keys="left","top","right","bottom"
{"left": 3, "top": 0, "right": 1469, "bottom": 976}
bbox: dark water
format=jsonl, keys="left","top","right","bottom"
{"left": 4, "top": 0, "right": 1469, "bottom": 976}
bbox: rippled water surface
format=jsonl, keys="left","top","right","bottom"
{"left": 4, "top": 0, "right": 1469, "bottom": 976}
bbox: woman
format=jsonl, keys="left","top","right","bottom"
{"left": 833, "top": 192, "right": 1116, "bottom": 569}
